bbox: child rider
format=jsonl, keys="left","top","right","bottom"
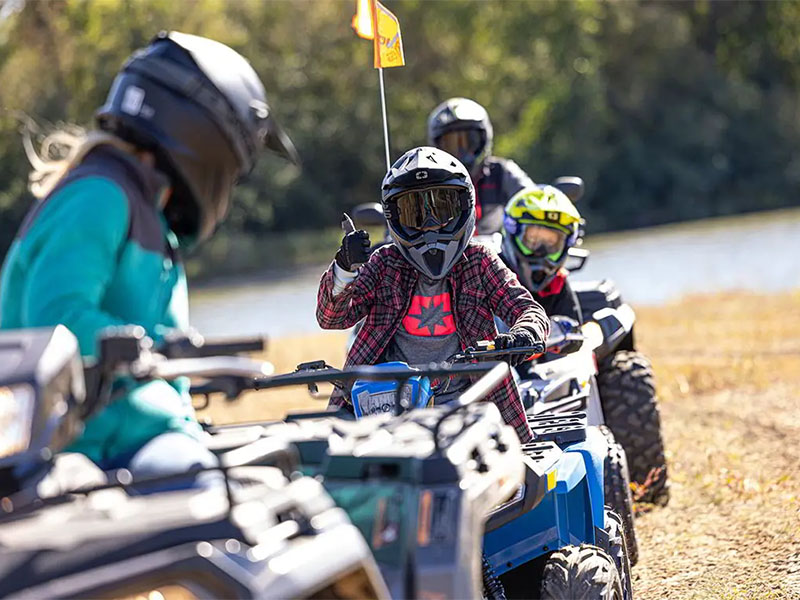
{"left": 501, "top": 186, "right": 584, "bottom": 323}
{"left": 316, "top": 147, "right": 550, "bottom": 443}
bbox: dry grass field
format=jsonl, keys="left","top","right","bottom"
{"left": 203, "top": 291, "right": 800, "bottom": 599}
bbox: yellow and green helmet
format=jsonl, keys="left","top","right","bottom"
{"left": 502, "top": 186, "right": 582, "bottom": 292}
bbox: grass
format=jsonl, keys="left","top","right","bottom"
{"left": 632, "top": 292, "right": 800, "bottom": 599}
{"left": 200, "top": 290, "right": 800, "bottom": 599}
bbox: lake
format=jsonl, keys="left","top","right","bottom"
{"left": 189, "top": 208, "right": 800, "bottom": 338}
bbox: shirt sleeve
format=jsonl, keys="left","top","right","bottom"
{"left": 332, "top": 262, "right": 359, "bottom": 296}
{"left": 316, "top": 248, "right": 384, "bottom": 329}
{"left": 20, "top": 177, "right": 131, "bottom": 357}
{"left": 550, "top": 279, "right": 584, "bottom": 323}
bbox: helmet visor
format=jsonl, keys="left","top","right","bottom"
{"left": 393, "top": 186, "right": 463, "bottom": 230}
{"left": 516, "top": 224, "right": 567, "bottom": 260}
{"left": 435, "top": 130, "right": 484, "bottom": 162}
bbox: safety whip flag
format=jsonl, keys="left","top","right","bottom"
{"left": 352, "top": 0, "right": 405, "bottom": 69}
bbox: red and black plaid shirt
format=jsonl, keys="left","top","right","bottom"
{"left": 316, "top": 242, "right": 550, "bottom": 442}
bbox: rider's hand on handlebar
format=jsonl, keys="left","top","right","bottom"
{"left": 492, "top": 330, "right": 540, "bottom": 366}
{"left": 335, "top": 229, "right": 371, "bottom": 272}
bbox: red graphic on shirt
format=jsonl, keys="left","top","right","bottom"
{"left": 402, "top": 293, "right": 456, "bottom": 336}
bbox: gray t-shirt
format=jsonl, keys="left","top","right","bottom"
{"left": 383, "top": 277, "right": 469, "bottom": 404}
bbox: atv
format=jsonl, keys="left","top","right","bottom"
{"left": 551, "top": 176, "right": 668, "bottom": 506}
{"left": 231, "top": 342, "right": 635, "bottom": 599}
{"left": 350, "top": 176, "right": 669, "bottom": 507}
{"left": 0, "top": 325, "right": 389, "bottom": 599}
{"left": 0, "top": 325, "right": 632, "bottom": 599}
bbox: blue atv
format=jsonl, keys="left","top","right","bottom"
{"left": 342, "top": 345, "right": 634, "bottom": 600}
{"left": 190, "top": 340, "right": 636, "bottom": 598}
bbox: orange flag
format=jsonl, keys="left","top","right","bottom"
{"left": 352, "top": 0, "right": 374, "bottom": 39}
{"left": 352, "top": 0, "right": 405, "bottom": 69}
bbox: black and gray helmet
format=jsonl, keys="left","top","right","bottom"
{"left": 427, "top": 98, "right": 493, "bottom": 181}
{"left": 381, "top": 147, "right": 475, "bottom": 280}
{"left": 96, "top": 31, "right": 299, "bottom": 243}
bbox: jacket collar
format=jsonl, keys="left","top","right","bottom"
{"left": 82, "top": 145, "right": 171, "bottom": 208}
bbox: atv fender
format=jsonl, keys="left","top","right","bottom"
{"left": 593, "top": 304, "right": 636, "bottom": 361}
{"left": 561, "top": 427, "right": 607, "bottom": 531}
{"left": 485, "top": 441, "right": 561, "bottom": 532}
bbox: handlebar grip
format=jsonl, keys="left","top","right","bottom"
{"left": 160, "top": 336, "right": 266, "bottom": 358}
{"left": 192, "top": 337, "right": 266, "bottom": 357}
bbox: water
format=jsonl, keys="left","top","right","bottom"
{"left": 189, "top": 208, "right": 800, "bottom": 338}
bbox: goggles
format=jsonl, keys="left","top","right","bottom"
{"left": 393, "top": 186, "right": 464, "bottom": 230}
{"left": 435, "top": 129, "right": 485, "bottom": 161}
{"left": 515, "top": 224, "right": 567, "bottom": 261}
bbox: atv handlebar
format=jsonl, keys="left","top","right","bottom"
{"left": 91, "top": 330, "right": 520, "bottom": 414}
{"left": 158, "top": 334, "right": 266, "bottom": 359}
{"left": 84, "top": 327, "right": 269, "bottom": 417}
{"left": 189, "top": 360, "right": 508, "bottom": 400}
{"left": 447, "top": 342, "right": 546, "bottom": 364}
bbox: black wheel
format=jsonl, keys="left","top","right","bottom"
{"left": 599, "top": 426, "right": 639, "bottom": 566}
{"left": 599, "top": 508, "right": 633, "bottom": 600}
{"left": 597, "top": 350, "right": 669, "bottom": 505}
{"left": 539, "top": 544, "right": 623, "bottom": 600}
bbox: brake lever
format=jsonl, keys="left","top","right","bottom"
{"left": 295, "top": 360, "right": 338, "bottom": 396}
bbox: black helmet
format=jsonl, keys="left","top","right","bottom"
{"left": 381, "top": 147, "right": 475, "bottom": 280}
{"left": 427, "top": 98, "right": 493, "bottom": 181}
{"left": 96, "top": 31, "right": 299, "bottom": 243}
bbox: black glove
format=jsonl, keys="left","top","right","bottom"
{"left": 493, "top": 330, "right": 540, "bottom": 366}
{"left": 335, "top": 229, "right": 371, "bottom": 271}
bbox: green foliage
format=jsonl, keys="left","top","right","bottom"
{"left": 1, "top": 0, "right": 799, "bottom": 278}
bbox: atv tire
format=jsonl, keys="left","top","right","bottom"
{"left": 599, "top": 426, "right": 639, "bottom": 566}
{"left": 600, "top": 508, "right": 633, "bottom": 600}
{"left": 539, "top": 544, "right": 623, "bottom": 600}
{"left": 598, "top": 350, "right": 669, "bottom": 505}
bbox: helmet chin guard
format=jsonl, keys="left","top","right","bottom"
{"left": 382, "top": 147, "right": 476, "bottom": 280}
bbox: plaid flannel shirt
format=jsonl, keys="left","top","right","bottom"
{"left": 316, "top": 242, "right": 550, "bottom": 442}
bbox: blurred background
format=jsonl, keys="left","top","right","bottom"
{"left": 0, "top": 0, "right": 798, "bottom": 337}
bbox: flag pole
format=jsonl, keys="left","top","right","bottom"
{"left": 377, "top": 67, "right": 391, "bottom": 171}
{"left": 370, "top": 0, "right": 392, "bottom": 171}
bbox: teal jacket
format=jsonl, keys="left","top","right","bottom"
{"left": 0, "top": 146, "right": 202, "bottom": 465}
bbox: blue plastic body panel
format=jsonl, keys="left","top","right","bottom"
{"left": 351, "top": 362, "right": 432, "bottom": 418}
{"left": 563, "top": 425, "right": 607, "bottom": 530}
{"left": 483, "top": 426, "right": 609, "bottom": 575}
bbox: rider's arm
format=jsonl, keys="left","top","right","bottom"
{"left": 332, "top": 263, "right": 358, "bottom": 296}
{"left": 17, "top": 178, "right": 130, "bottom": 357}
{"left": 481, "top": 246, "right": 550, "bottom": 342}
{"left": 550, "top": 278, "right": 584, "bottom": 323}
{"left": 316, "top": 250, "right": 383, "bottom": 329}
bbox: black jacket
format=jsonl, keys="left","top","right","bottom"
{"left": 475, "top": 157, "right": 535, "bottom": 234}
{"left": 533, "top": 275, "right": 583, "bottom": 323}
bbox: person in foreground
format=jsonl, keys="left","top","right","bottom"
{"left": 316, "top": 147, "right": 549, "bottom": 443}
{"left": 0, "top": 31, "right": 298, "bottom": 483}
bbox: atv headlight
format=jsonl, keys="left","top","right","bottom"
{"left": 0, "top": 384, "right": 35, "bottom": 459}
